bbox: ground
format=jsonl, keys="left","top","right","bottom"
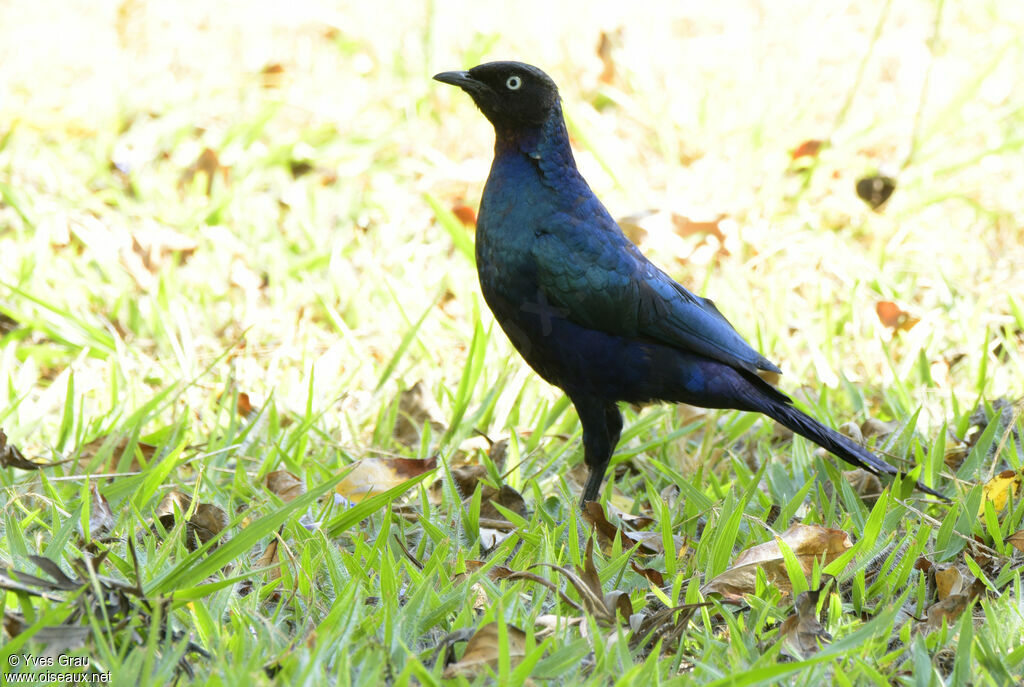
{"left": 1, "top": 0, "right": 1023, "bottom": 684}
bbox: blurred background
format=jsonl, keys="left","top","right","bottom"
{"left": 1, "top": 0, "right": 1022, "bottom": 455}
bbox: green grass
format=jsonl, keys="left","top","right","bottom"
{"left": 2, "top": 0, "right": 1024, "bottom": 684}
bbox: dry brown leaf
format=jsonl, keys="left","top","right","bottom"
{"left": 255, "top": 537, "right": 282, "bottom": 581}
{"left": 595, "top": 30, "right": 620, "bottom": 85}
{"left": 154, "top": 491, "right": 227, "bottom": 551}
{"left": 844, "top": 469, "right": 883, "bottom": 501}
{"left": 156, "top": 490, "right": 192, "bottom": 520}
{"left": 77, "top": 435, "right": 158, "bottom": 474}
{"left": 860, "top": 417, "right": 897, "bottom": 440}
{"left": 435, "top": 464, "right": 487, "bottom": 500}
{"left": 583, "top": 501, "right": 661, "bottom": 555}
{"left": 575, "top": 536, "right": 619, "bottom": 621}
{"left": 629, "top": 601, "right": 707, "bottom": 655}
{"left": 534, "top": 613, "right": 585, "bottom": 638}
{"left": 1007, "top": 530, "right": 1024, "bottom": 554}
{"left": 875, "top": 301, "right": 920, "bottom": 332}
{"left": 460, "top": 560, "right": 516, "bottom": 582}
{"left": 790, "top": 139, "right": 825, "bottom": 160}
{"left": 479, "top": 485, "right": 527, "bottom": 521}
{"left": 922, "top": 594, "right": 970, "bottom": 634}
{"left": 672, "top": 213, "right": 728, "bottom": 250}
{"left": 0, "top": 429, "right": 47, "bottom": 470}
{"left": 617, "top": 212, "right": 651, "bottom": 245}
{"left": 934, "top": 564, "right": 965, "bottom": 601}
{"left": 179, "top": 147, "right": 227, "bottom": 196}
{"left": 237, "top": 392, "right": 254, "bottom": 417}
{"left": 189, "top": 503, "right": 228, "bottom": 546}
{"left": 779, "top": 587, "right": 832, "bottom": 659}
{"left": 393, "top": 381, "right": 446, "bottom": 447}
{"left": 734, "top": 524, "right": 851, "bottom": 567}
{"left": 336, "top": 456, "right": 437, "bottom": 502}
{"left": 130, "top": 222, "right": 198, "bottom": 272}
{"left": 838, "top": 421, "right": 864, "bottom": 444}
{"left": 442, "top": 621, "right": 527, "bottom": 678}
{"left": 702, "top": 524, "right": 852, "bottom": 601}
{"left": 943, "top": 440, "right": 969, "bottom": 470}
{"left": 87, "top": 483, "right": 115, "bottom": 538}
{"left": 503, "top": 537, "right": 631, "bottom": 625}
{"left": 266, "top": 470, "right": 305, "bottom": 502}
{"left": 451, "top": 203, "right": 477, "bottom": 227}
{"left": 260, "top": 62, "right": 285, "bottom": 89}
{"left": 487, "top": 437, "right": 509, "bottom": 469}
{"left": 631, "top": 560, "right": 664, "bottom": 586}
{"left": 660, "top": 484, "right": 681, "bottom": 510}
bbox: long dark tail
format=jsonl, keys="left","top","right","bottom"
{"left": 741, "top": 374, "right": 946, "bottom": 500}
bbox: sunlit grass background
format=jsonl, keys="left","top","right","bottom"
{"left": 2, "top": 0, "right": 1024, "bottom": 683}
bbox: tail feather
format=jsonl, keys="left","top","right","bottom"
{"left": 749, "top": 385, "right": 945, "bottom": 500}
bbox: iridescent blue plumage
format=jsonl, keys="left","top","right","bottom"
{"left": 434, "top": 61, "right": 942, "bottom": 503}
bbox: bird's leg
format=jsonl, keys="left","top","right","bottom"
{"left": 572, "top": 395, "right": 623, "bottom": 505}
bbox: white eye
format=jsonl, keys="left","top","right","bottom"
{"left": 506, "top": 75, "right": 522, "bottom": 90}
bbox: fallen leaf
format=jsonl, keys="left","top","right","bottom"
{"left": 583, "top": 501, "right": 664, "bottom": 555}
{"left": 266, "top": 470, "right": 305, "bottom": 502}
{"left": 617, "top": 212, "right": 651, "bottom": 244}
{"left": 451, "top": 204, "right": 477, "bottom": 227}
{"left": 860, "top": 417, "right": 897, "bottom": 439}
{"left": 393, "top": 381, "right": 446, "bottom": 447}
{"left": 254, "top": 537, "right": 282, "bottom": 582}
{"left": 921, "top": 594, "right": 970, "bottom": 634}
{"left": 441, "top": 621, "right": 527, "bottom": 678}
{"left": 779, "top": 587, "right": 832, "bottom": 659}
{"left": 188, "top": 503, "right": 228, "bottom": 547}
{"left": 978, "top": 469, "right": 1021, "bottom": 516}
{"left": 459, "top": 560, "right": 516, "bottom": 583}
{"left": 0, "top": 429, "right": 46, "bottom": 470}
{"left": 671, "top": 213, "right": 727, "bottom": 245}
{"left": 934, "top": 564, "right": 964, "bottom": 600}
{"left": 943, "top": 440, "right": 969, "bottom": 470}
{"left": 844, "top": 470, "right": 883, "bottom": 502}
{"left": 153, "top": 491, "right": 228, "bottom": 551}
{"left": 260, "top": 63, "right": 286, "bottom": 89}
{"left": 790, "top": 140, "right": 825, "bottom": 161}
{"left": 629, "top": 601, "right": 708, "bottom": 656}
{"left": 702, "top": 524, "right": 852, "bottom": 601}
{"left": 1007, "top": 530, "right": 1024, "bottom": 554}
{"left": 237, "top": 392, "right": 254, "bottom": 417}
{"left": 502, "top": 537, "right": 631, "bottom": 625}
{"left": 156, "top": 490, "right": 192, "bottom": 520}
{"left": 129, "top": 221, "right": 199, "bottom": 273}
{"left": 875, "top": 301, "right": 920, "bottom": 332}
{"left": 631, "top": 560, "right": 664, "bottom": 586}
{"left": 596, "top": 30, "right": 620, "bottom": 84}
{"left": 433, "top": 464, "right": 487, "bottom": 500}
{"left": 179, "top": 147, "right": 227, "bottom": 196}
{"left": 336, "top": 456, "right": 437, "bottom": 502}
{"left": 87, "top": 484, "right": 115, "bottom": 538}
{"left": 534, "top": 613, "right": 585, "bottom": 638}
{"left": 479, "top": 485, "right": 527, "bottom": 521}
{"left": 77, "top": 435, "right": 158, "bottom": 473}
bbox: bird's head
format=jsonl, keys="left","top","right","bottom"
{"left": 434, "top": 61, "right": 560, "bottom": 132}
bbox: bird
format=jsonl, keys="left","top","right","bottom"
{"left": 433, "top": 61, "right": 943, "bottom": 504}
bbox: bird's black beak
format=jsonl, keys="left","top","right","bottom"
{"left": 433, "top": 70, "right": 487, "bottom": 96}
{"left": 433, "top": 70, "right": 472, "bottom": 86}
